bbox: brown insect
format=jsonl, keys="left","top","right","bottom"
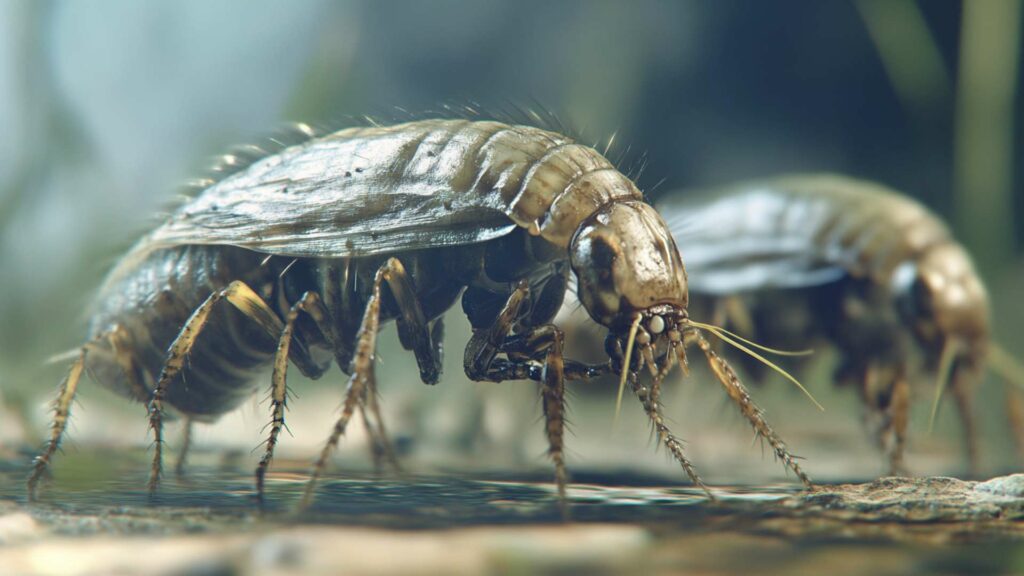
{"left": 660, "top": 174, "right": 1023, "bottom": 474}
{"left": 27, "top": 118, "right": 813, "bottom": 511}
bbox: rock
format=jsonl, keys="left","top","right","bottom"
{"left": 786, "top": 475, "right": 1024, "bottom": 522}
{"left": 974, "top": 474, "right": 1024, "bottom": 498}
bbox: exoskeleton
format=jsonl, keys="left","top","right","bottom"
{"left": 28, "top": 119, "right": 812, "bottom": 510}
{"left": 659, "top": 174, "right": 1017, "bottom": 475}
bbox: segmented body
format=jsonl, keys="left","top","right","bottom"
{"left": 30, "top": 118, "right": 812, "bottom": 509}
{"left": 86, "top": 119, "right": 639, "bottom": 420}
{"left": 660, "top": 174, "right": 992, "bottom": 472}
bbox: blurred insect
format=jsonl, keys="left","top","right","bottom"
{"left": 659, "top": 174, "right": 1024, "bottom": 475}
{"left": 27, "top": 117, "right": 815, "bottom": 512}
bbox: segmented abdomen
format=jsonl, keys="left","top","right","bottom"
{"left": 87, "top": 246, "right": 285, "bottom": 419}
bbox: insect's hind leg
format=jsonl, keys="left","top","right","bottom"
{"left": 27, "top": 348, "right": 88, "bottom": 501}
{"left": 148, "top": 280, "right": 284, "bottom": 496}
{"left": 688, "top": 330, "right": 812, "bottom": 487}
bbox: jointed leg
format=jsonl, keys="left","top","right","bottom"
{"left": 464, "top": 281, "right": 531, "bottom": 380}
{"left": 630, "top": 372, "right": 714, "bottom": 499}
{"left": 149, "top": 280, "right": 284, "bottom": 495}
{"left": 253, "top": 289, "right": 401, "bottom": 501}
{"left": 361, "top": 383, "right": 402, "bottom": 473}
{"left": 300, "top": 263, "right": 389, "bottom": 509}
{"left": 887, "top": 369, "right": 910, "bottom": 476}
{"left": 689, "top": 331, "right": 812, "bottom": 487}
{"left": 354, "top": 258, "right": 440, "bottom": 470}
{"left": 1006, "top": 385, "right": 1024, "bottom": 464}
{"left": 27, "top": 349, "right": 87, "bottom": 501}
{"left": 175, "top": 418, "right": 193, "bottom": 479}
{"left": 950, "top": 372, "right": 980, "bottom": 476}
{"left": 540, "top": 327, "right": 568, "bottom": 517}
{"left": 464, "top": 283, "right": 577, "bottom": 510}
{"left": 108, "top": 325, "right": 153, "bottom": 403}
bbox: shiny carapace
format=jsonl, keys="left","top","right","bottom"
{"left": 28, "top": 119, "right": 812, "bottom": 511}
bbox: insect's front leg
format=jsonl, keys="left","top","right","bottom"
{"left": 949, "top": 367, "right": 980, "bottom": 477}
{"left": 888, "top": 367, "right": 911, "bottom": 477}
{"left": 463, "top": 281, "right": 596, "bottom": 516}
{"left": 606, "top": 336, "right": 712, "bottom": 499}
{"left": 851, "top": 361, "right": 910, "bottom": 476}
{"left": 627, "top": 371, "right": 714, "bottom": 500}
{"left": 688, "top": 330, "right": 813, "bottom": 487}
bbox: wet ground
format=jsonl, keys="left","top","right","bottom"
{"left": 1, "top": 448, "right": 1023, "bottom": 576}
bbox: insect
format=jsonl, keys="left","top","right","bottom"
{"left": 27, "top": 118, "right": 813, "bottom": 510}
{"left": 659, "top": 174, "right": 1023, "bottom": 475}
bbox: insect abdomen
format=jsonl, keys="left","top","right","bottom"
{"left": 87, "top": 245, "right": 286, "bottom": 419}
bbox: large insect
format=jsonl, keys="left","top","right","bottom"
{"left": 659, "top": 174, "right": 1021, "bottom": 475}
{"left": 27, "top": 118, "right": 812, "bottom": 509}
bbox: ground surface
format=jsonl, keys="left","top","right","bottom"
{"left": 1, "top": 450, "right": 1022, "bottom": 576}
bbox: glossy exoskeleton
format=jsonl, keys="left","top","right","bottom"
{"left": 28, "top": 119, "right": 812, "bottom": 510}
{"left": 661, "top": 174, "right": 1011, "bottom": 474}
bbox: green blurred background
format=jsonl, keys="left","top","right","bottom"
{"left": 0, "top": 0, "right": 1021, "bottom": 483}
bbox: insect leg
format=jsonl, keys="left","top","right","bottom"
{"left": 463, "top": 284, "right": 582, "bottom": 512}
{"left": 689, "top": 330, "right": 813, "bottom": 487}
{"left": 359, "top": 381, "right": 403, "bottom": 474}
{"left": 949, "top": 369, "right": 980, "bottom": 476}
{"left": 148, "top": 280, "right": 284, "bottom": 496}
{"left": 486, "top": 323, "right": 574, "bottom": 514}
{"left": 1005, "top": 385, "right": 1024, "bottom": 464}
{"left": 383, "top": 258, "right": 443, "bottom": 384}
{"left": 175, "top": 418, "right": 193, "bottom": 479}
{"left": 254, "top": 289, "right": 375, "bottom": 502}
{"left": 350, "top": 257, "right": 441, "bottom": 474}
{"left": 321, "top": 263, "right": 397, "bottom": 476}
{"left": 464, "top": 281, "right": 531, "bottom": 379}
{"left": 539, "top": 325, "right": 568, "bottom": 517}
{"left": 629, "top": 371, "right": 715, "bottom": 500}
{"left": 887, "top": 368, "right": 910, "bottom": 476}
{"left": 107, "top": 325, "right": 153, "bottom": 403}
{"left": 300, "top": 260, "right": 394, "bottom": 510}
{"left": 27, "top": 348, "right": 88, "bottom": 501}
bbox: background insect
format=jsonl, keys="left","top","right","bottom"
{"left": 27, "top": 118, "right": 814, "bottom": 510}
{"left": 657, "top": 174, "right": 1023, "bottom": 475}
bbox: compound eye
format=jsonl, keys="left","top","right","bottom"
{"left": 648, "top": 315, "right": 665, "bottom": 335}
